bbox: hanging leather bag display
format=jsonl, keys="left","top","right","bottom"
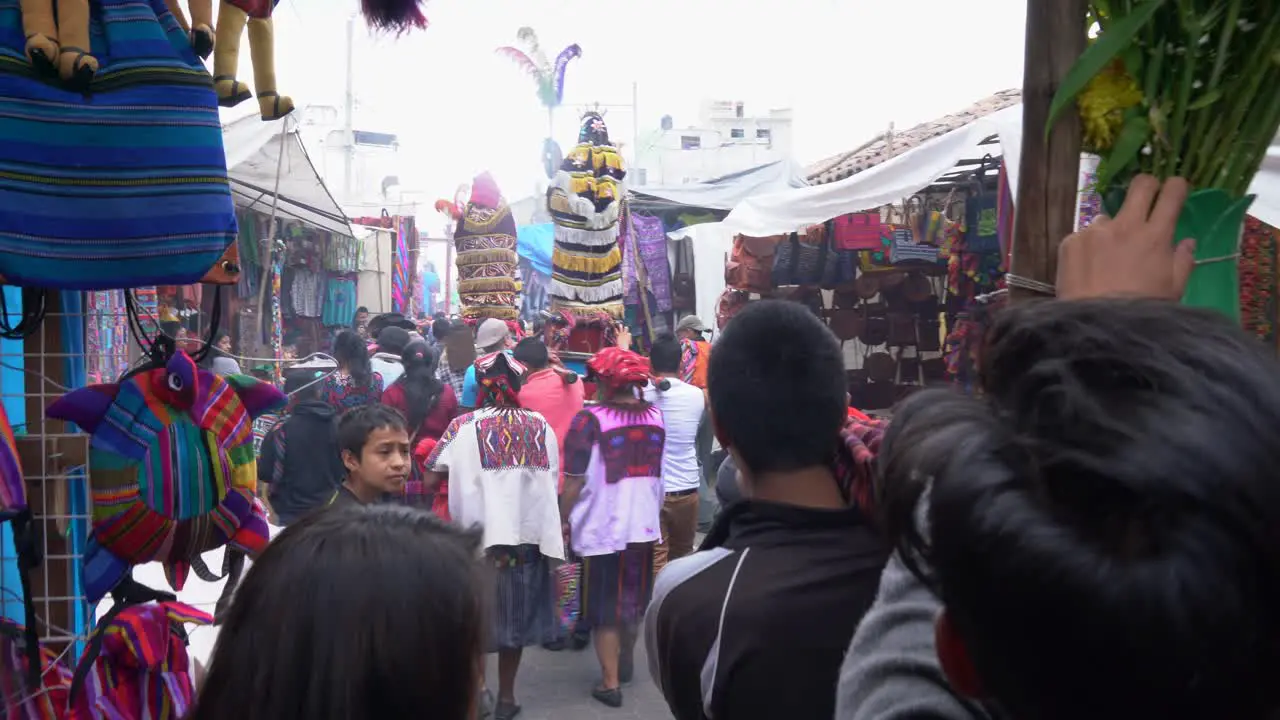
{"left": 772, "top": 227, "right": 827, "bottom": 287}
{"left": 833, "top": 212, "right": 885, "bottom": 251}
{"left": 726, "top": 234, "right": 778, "bottom": 293}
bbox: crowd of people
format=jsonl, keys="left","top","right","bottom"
{"left": 183, "top": 176, "right": 1280, "bottom": 720}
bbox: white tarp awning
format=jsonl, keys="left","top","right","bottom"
{"left": 221, "top": 111, "right": 353, "bottom": 237}
{"left": 723, "top": 105, "right": 1023, "bottom": 238}
{"left": 724, "top": 102, "right": 1280, "bottom": 237}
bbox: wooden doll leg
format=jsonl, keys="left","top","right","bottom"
{"left": 212, "top": 1, "right": 251, "bottom": 107}
{"left": 19, "top": 0, "right": 58, "bottom": 75}
{"left": 55, "top": 0, "right": 97, "bottom": 89}
{"left": 247, "top": 16, "right": 293, "bottom": 121}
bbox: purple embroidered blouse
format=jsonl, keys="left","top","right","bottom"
{"left": 563, "top": 403, "right": 665, "bottom": 557}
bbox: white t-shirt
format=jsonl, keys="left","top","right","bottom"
{"left": 370, "top": 354, "right": 403, "bottom": 389}
{"left": 425, "top": 407, "right": 565, "bottom": 560}
{"left": 643, "top": 378, "right": 705, "bottom": 493}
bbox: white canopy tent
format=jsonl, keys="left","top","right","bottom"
{"left": 685, "top": 101, "right": 1280, "bottom": 326}
{"left": 723, "top": 102, "right": 1280, "bottom": 238}
{"left": 221, "top": 110, "right": 353, "bottom": 237}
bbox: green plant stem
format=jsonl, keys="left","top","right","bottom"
{"left": 1164, "top": 1, "right": 1199, "bottom": 178}
{"left": 1223, "top": 68, "right": 1280, "bottom": 196}
{"left": 1201, "top": 18, "right": 1280, "bottom": 188}
{"left": 1186, "top": 0, "right": 1238, "bottom": 181}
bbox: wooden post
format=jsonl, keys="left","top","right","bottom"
{"left": 1010, "top": 0, "right": 1089, "bottom": 301}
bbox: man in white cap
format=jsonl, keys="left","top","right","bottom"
{"left": 675, "top": 314, "right": 716, "bottom": 531}
{"left": 459, "top": 318, "right": 513, "bottom": 410}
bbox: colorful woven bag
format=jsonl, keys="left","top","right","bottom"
{"left": 0, "top": 402, "right": 47, "bottom": 699}
{"left": 0, "top": 402, "right": 21, "bottom": 521}
{"left": 45, "top": 350, "right": 286, "bottom": 603}
{"left": 68, "top": 601, "right": 212, "bottom": 720}
{"left": 0, "top": 618, "right": 73, "bottom": 720}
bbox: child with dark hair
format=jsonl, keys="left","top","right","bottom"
{"left": 332, "top": 404, "right": 411, "bottom": 507}
{"left": 258, "top": 369, "right": 344, "bottom": 525}
{"left": 873, "top": 298, "right": 1280, "bottom": 720}
{"left": 423, "top": 351, "right": 563, "bottom": 720}
{"left": 841, "top": 177, "right": 1280, "bottom": 720}
{"left": 188, "top": 505, "right": 487, "bottom": 720}
{"left": 645, "top": 299, "right": 888, "bottom": 720}
{"left": 320, "top": 330, "right": 383, "bottom": 412}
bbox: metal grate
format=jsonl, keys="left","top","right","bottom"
{"left": 1, "top": 292, "right": 95, "bottom": 662}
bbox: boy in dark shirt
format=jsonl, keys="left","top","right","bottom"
{"left": 330, "top": 404, "right": 412, "bottom": 507}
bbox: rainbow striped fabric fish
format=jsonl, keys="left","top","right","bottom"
{"left": 47, "top": 351, "right": 285, "bottom": 603}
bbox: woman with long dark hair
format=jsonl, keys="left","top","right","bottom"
{"left": 188, "top": 505, "right": 486, "bottom": 720}
{"left": 320, "top": 329, "right": 383, "bottom": 411}
{"left": 382, "top": 339, "right": 458, "bottom": 444}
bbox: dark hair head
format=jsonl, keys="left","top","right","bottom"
{"left": 881, "top": 299, "right": 1280, "bottom": 720}
{"left": 338, "top": 403, "right": 408, "bottom": 457}
{"left": 189, "top": 504, "right": 486, "bottom": 720}
{"left": 649, "top": 334, "right": 681, "bottom": 375}
{"left": 283, "top": 369, "right": 324, "bottom": 402}
{"left": 376, "top": 326, "right": 411, "bottom": 355}
{"left": 708, "top": 300, "right": 846, "bottom": 475}
{"left": 333, "top": 330, "right": 373, "bottom": 386}
{"left": 432, "top": 316, "right": 454, "bottom": 341}
{"left": 512, "top": 337, "right": 549, "bottom": 370}
{"left": 356, "top": 306, "right": 369, "bottom": 315}
{"left": 398, "top": 340, "right": 443, "bottom": 429}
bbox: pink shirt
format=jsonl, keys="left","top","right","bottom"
{"left": 517, "top": 368, "right": 585, "bottom": 491}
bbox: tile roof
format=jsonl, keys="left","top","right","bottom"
{"left": 805, "top": 89, "right": 1021, "bottom": 186}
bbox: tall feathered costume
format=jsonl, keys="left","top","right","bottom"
{"left": 546, "top": 111, "right": 627, "bottom": 319}
{"left": 453, "top": 172, "right": 520, "bottom": 322}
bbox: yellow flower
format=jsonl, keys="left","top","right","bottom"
{"left": 1078, "top": 60, "right": 1144, "bottom": 152}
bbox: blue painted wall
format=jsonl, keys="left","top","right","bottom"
{"left": 1, "top": 286, "right": 25, "bottom": 621}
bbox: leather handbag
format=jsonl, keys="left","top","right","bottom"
{"left": 828, "top": 307, "right": 867, "bottom": 341}
{"left": 860, "top": 302, "right": 889, "bottom": 347}
{"left": 888, "top": 313, "right": 918, "bottom": 346}
{"left": 726, "top": 234, "right": 779, "bottom": 293}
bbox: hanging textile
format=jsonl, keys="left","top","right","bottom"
{"left": 323, "top": 278, "right": 358, "bottom": 327}
{"left": 392, "top": 216, "right": 411, "bottom": 314}
{"left": 272, "top": 260, "right": 284, "bottom": 384}
{"left": 620, "top": 213, "right": 673, "bottom": 312}
{"left": 0, "top": 0, "right": 237, "bottom": 289}
{"left": 1240, "top": 217, "right": 1278, "bottom": 345}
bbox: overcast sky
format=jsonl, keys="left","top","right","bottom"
{"left": 256, "top": 0, "right": 1028, "bottom": 199}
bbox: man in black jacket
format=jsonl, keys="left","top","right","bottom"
{"left": 645, "top": 300, "right": 888, "bottom": 720}
{"left": 258, "top": 370, "right": 345, "bottom": 525}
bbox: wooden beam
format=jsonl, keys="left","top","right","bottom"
{"left": 1010, "top": 0, "right": 1089, "bottom": 301}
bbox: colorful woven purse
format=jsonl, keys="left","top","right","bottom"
{"left": 68, "top": 600, "right": 212, "bottom": 720}
{"left": 0, "top": 618, "right": 73, "bottom": 720}
{"left": 45, "top": 349, "right": 286, "bottom": 603}
{"left": 0, "top": 402, "right": 47, "bottom": 699}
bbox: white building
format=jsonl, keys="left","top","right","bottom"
{"left": 633, "top": 100, "right": 794, "bottom": 187}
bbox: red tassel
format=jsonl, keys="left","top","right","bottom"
{"left": 361, "top": 0, "right": 428, "bottom": 33}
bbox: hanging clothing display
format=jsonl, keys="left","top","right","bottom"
{"left": 546, "top": 112, "right": 626, "bottom": 319}
{"left": 323, "top": 278, "right": 358, "bottom": 327}
{"left": 454, "top": 173, "right": 520, "bottom": 322}
{"left": 290, "top": 269, "right": 324, "bottom": 317}
{"left": 620, "top": 212, "right": 673, "bottom": 312}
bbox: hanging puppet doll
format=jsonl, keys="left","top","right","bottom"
{"left": 546, "top": 111, "right": 627, "bottom": 320}
{"left": 453, "top": 172, "right": 521, "bottom": 327}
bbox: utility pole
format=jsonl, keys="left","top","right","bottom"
{"left": 343, "top": 14, "right": 355, "bottom": 204}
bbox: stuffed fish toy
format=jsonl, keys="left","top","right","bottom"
{"left": 47, "top": 351, "right": 285, "bottom": 603}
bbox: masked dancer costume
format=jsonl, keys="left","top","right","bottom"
{"left": 546, "top": 112, "right": 626, "bottom": 320}
{"left": 454, "top": 172, "right": 520, "bottom": 323}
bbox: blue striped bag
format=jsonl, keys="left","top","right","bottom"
{"left": 0, "top": 0, "right": 236, "bottom": 289}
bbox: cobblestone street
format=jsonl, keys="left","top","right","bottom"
{"left": 484, "top": 641, "right": 671, "bottom": 720}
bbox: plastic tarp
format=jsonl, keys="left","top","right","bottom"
{"left": 723, "top": 106, "right": 1023, "bottom": 238}
{"left": 221, "top": 112, "right": 353, "bottom": 237}
{"left": 517, "top": 223, "right": 555, "bottom": 276}
{"left": 724, "top": 102, "right": 1280, "bottom": 236}
{"left": 632, "top": 159, "right": 811, "bottom": 212}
